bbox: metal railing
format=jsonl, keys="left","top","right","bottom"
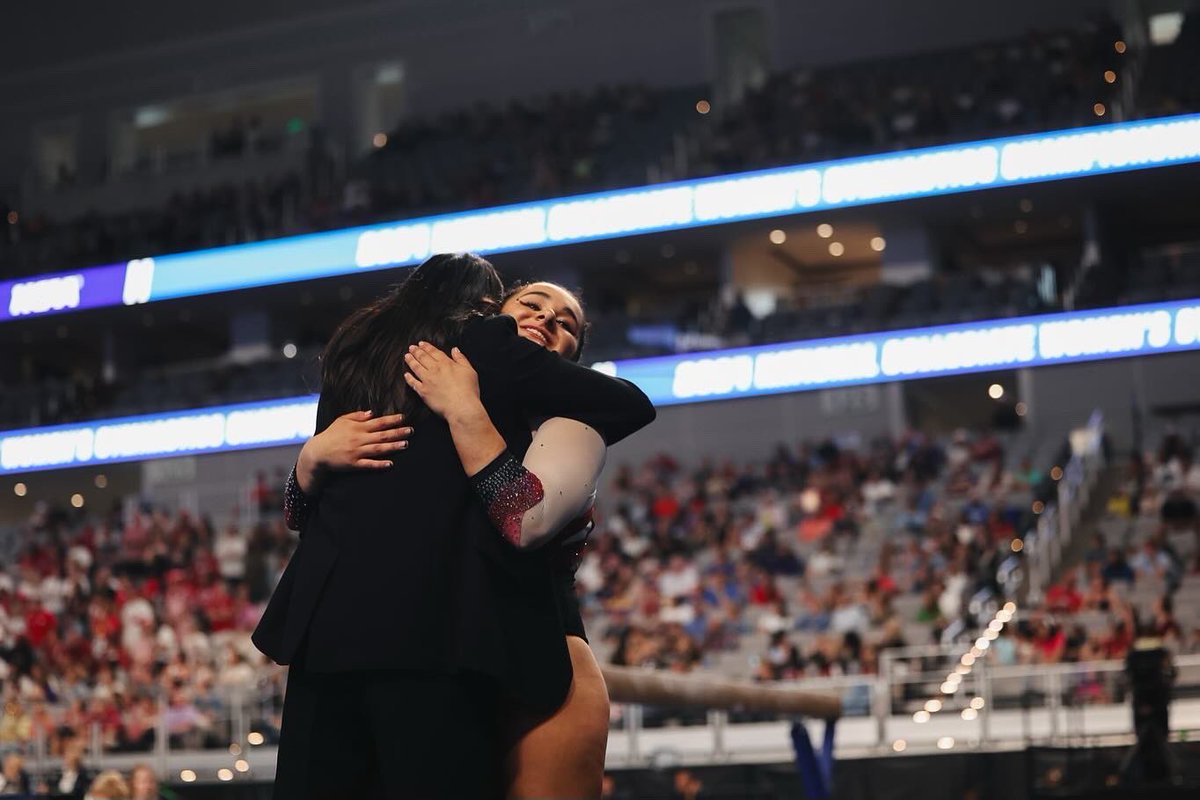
{"left": 5, "top": 653, "right": 1198, "bottom": 782}
{"left": 1025, "top": 410, "right": 1106, "bottom": 601}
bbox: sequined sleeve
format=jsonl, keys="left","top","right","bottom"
{"left": 471, "top": 417, "right": 605, "bottom": 549}
{"left": 471, "top": 453, "right": 545, "bottom": 547}
{"left": 283, "top": 465, "right": 313, "bottom": 532}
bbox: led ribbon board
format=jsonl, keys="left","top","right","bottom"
{"left": 4, "top": 299, "right": 1200, "bottom": 475}
{"left": 3, "top": 114, "right": 1200, "bottom": 323}
{"left": 0, "top": 398, "right": 319, "bottom": 476}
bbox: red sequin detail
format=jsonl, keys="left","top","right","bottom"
{"left": 476, "top": 458, "right": 545, "bottom": 547}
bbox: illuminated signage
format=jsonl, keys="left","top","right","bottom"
{"left": 0, "top": 398, "right": 318, "bottom": 475}
{"left": 605, "top": 301, "right": 1200, "bottom": 406}
{"left": 4, "top": 300, "right": 1200, "bottom": 475}
{"left": 1, "top": 114, "right": 1199, "bottom": 322}
{"left": 0, "top": 265, "right": 127, "bottom": 322}
{"left": 8, "top": 274, "right": 86, "bottom": 316}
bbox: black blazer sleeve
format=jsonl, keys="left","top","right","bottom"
{"left": 313, "top": 388, "right": 340, "bottom": 435}
{"left": 462, "top": 315, "right": 655, "bottom": 445}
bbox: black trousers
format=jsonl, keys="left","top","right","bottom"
{"left": 273, "top": 662, "right": 503, "bottom": 800}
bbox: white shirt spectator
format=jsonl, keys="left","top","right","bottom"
{"left": 830, "top": 602, "right": 870, "bottom": 633}
{"left": 67, "top": 545, "right": 93, "bottom": 571}
{"left": 121, "top": 596, "right": 156, "bottom": 654}
{"left": 860, "top": 477, "right": 896, "bottom": 514}
{"left": 939, "top": 572, "right": 969, "bottom": 619}
{"left": 659, "top": 561, "right": 700, "bottom": 600}
{"left": 807, "top": 548, "right": 844, "bottom": 578}
{"left": 660, "top": 600, "right": 696, "bottom": 625}
{"left": 1130, "top": 546, "right": 1172, "bottom": 580}
{"left": 214, "top": 527, "right": 248, "bottom": 581}
{"left": 575, "top": 554, "right": 605, "bottom": 595}
{"left": 39, "top": 575, "right": 70, "bottom": 615}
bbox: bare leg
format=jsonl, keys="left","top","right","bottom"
{"left": 506, "top": 636, "right": 609, "bottom": 799}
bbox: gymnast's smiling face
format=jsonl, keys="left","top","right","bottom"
{"left": 501, "top": 282, "right": 585, "bottom": 360}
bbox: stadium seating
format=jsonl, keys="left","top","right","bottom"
{"left": 5, "top": 15, "right": 1194, "bottom": 285}
{"left": 3, "top": 420, "right": 1195, "bottom": 754}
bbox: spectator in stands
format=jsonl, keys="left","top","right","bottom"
{"left": 130, "top": 764, "right": 173, "bottom": 800}
{"left": 213, "top": 524, "right": 247, "bottom": 589}
{"left": 50, "top": 737, "right": 93, "bottom": 799}
{"left": 85, "top": 770, "right": 131, "bottom": 799}
{"left": 1129, "top": 538, "right": 1175, "bottom": 584}
{"left": 758, "top": 631, "right": 804, "bottom": 681}
{"left": 1101, "top": 548, "right": 1135, "bottom": 585}
{"left": 1150, "top": 596, "right": 1182, "bottom": 646}
{"left": 600, "top": 773, "right": 631, "bottom": 799}
{"left": 660, "top": 555, "right": 701, "bottom": 600}
{"left": 1045, "top": 568, "right": 1084, "bottom": 613}
{"left": 1083, "top": 533, "right": 1108, "bottom": 569}
{"left": 671, "top": 769, "right": 703, "bottom": 800}
{"left": 0, "top": 699, "right": 32, "bottom": 747}
{"left": 0, "top": 753, "right": 31, "bottom": 796}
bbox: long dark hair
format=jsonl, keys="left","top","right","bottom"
{"left": 321, "top": 253, "right": 503, "bottom": 419}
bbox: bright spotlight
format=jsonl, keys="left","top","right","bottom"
{"left": 987, "top": 383, "right": 1004, "bottom": 399}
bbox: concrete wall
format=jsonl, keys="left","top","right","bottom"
{"left": 1025, "top": 349, "right": 1200, "bottom": 452}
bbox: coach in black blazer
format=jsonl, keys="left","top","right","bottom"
{"left": 253, "top": 254, "right": 654, "bottom": 799}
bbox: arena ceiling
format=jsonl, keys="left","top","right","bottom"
{"left": 6, "top": 0, "right": 1111, "bottom": 76}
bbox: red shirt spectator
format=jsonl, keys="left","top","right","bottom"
{"left": 652, "top": 491, "right": 680, "bottom": 521}
{"left": 1045, "top": 581, "right": 1083, "bottom": 614}
{"left": 25, "top": 606, "right": 56, "bottom": 648}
